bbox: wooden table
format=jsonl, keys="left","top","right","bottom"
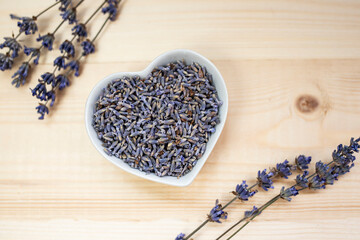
{"left": 1, "top": 0, "right": 360, "bottom": 239}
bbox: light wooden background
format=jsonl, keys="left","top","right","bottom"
{"left": 1, "top": 0, "right": 360, "bottom": 239}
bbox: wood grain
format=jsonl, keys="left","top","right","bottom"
{"left": 1, "top": 0, "right": 360, "bottom": 239}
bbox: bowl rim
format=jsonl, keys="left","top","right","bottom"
{"left": 85, "top": 49, "right": 228, "bottom": 187}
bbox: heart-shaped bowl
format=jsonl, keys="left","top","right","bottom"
{"left": 85, "top": 49, "right": 228, "bottom": 187}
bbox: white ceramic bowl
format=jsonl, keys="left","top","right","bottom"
{"left": 85, "top": 49, "right": 228, "bottom": 187}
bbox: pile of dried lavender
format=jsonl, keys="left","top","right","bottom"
{"left": 92, "top": 61, "right": 222, "bottom": 177}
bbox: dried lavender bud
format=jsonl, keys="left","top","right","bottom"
{"left": 207, "top": 200, "right": 227, "bottom": 223}
{"left": 244, "top": 206, "right": 259, "bottom": 219}
{"left": 40, "top": 72, "right": 56, "bottom": 86}
{"left": 10, "top": 14, "right": 38, "bottom": 35}
{"left": 315, "top": 161, "right": 328, "bottom": 178}
{"left": 308, "top": 175, "right": 325, "bottom": 190}
{"left": 257, "top": 169, "right": 274, "bottom": 191}
{"left": 53, "top": 56, "right": 67, "bottom": 70}
{"left": 175, "top": 233, "right": 185, "bottom": 240}
{"left": 232, "top": 181, "right": 256, "bottom": 201}
{"left": 65, "top": 60, "right": 80, "bottom": 77}
{"left": 331, "top": 163, "right": 354, "bottom": 176}
{"left": 11, "top": 62, "right": 30, "bottom": 87}
{"left": 46, "top": 90, "right": 56, "bottom": 107}
{"left": 324, "top": 168, "right": 338, "bottom": 185}
{"left": 37, "top": 33, "right": 54, "bottom": 50}
{"left": 56, "top": 74, "right": 70, "bottom": 90}
{"left": 36, "top": 103, "right": 49, "bottom": 120}
{"left": 31, "top": 83, "right": 47, "bottom": 101}
{"left": 275, "top": 160, "right": 293, "bottom": 179}
{"left": 0, "top": 53, "right": 13, "bottom": 71}
{"left": 0, "top": 37, "right": 22, "bottom": 58}
{"left": 24, "top": 46, "right": 40, "bottom": 65}
{"left": 295, "top": 155, "right": 311, "bottom": 170}
{"left": 280, "top": 186, "right": 298, "bottom": 202}
{"left": 92, "top": 61, "right": 222, "bottom": 177}
{"left": 72, "top": 23, "right": 87, "bottom": 41}
{"left": 81, "top": 39, "right": 95, "bottom": 55}
{"left": 102, "top": 2, "right": 118, "bottom": 21}
{"left": 61, "top": 7, "right": 77, "bottom": 24}
{"left": 295, "top": 171, "right": 309, "bottom": 188}
{"left": 59, "top": 40, "right": 75, "bottom": 57}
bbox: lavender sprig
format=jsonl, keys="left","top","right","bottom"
{"left": 179, "top": 156, "right": 310, "bottom": 240}
{"left": 0, "top": 1, "right": 61, "bottom": 71}
{"left": 179, "top": 138, "right": 360, "bottom": 240}
{"left": 219, "top": 138, "right": 359, "bottom": 240}
{"left": 33, "top": 0, "right": 121, "bottom": 119}
{"left": 11, "top": 0, "right": 84, "bottom": 88}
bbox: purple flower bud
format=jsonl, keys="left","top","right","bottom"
{"left": 309, "top": 175, "right": 326, "bottom": 190}
{"left": 53, "top": 56, "right": 67, "bottom": 70}
{"left": 10, "top": 14, "right": 38, "bottom": 35}
{"left": 295, "top": 155, "right": 312, "bottom": 170}
{"left": 24, "top": 46, "right": 40, "bottom": 65}
{"left": 61, "top": 7, "right": 77, "bottom": 24}
{"left": 36, "top": 33, "right": 54, "bottom": 50}
{"left": 46, "top": 91, "right": 56, "bottom": 107}
{"left": 81, "top": 39, "right": 95, "bottom": 56}
{"left": 72, "top": 23, "right": 87, "bottom": 41}
{"left": 175, "top": 233, "right": 185, "bottom": 240}
{"left": 232, "top": 181, "right": 257, "bottom": 201}
{"left": 56, "top": 74, "right": 70, "bottom": 90}
{"left": 102, "top": 3, "right": 118, "bottom": 21}
{"left": 207, "top": 200, "right": 227, "bottom": 223}
{"left": 11, "top": 62, "right": 30, "bottom": 87}
{"left": 40, "top": 72, "right": 56, "bottom": 87}
{"left": 36, "top": 103, "right": 49, "bottom": 120}
{"left": 257, "top": 169, "right": 274, "bottom": 191}
{"left": 295, "top": 171, "right": 309, "bottom": 188}
{"left": 65, "top": 60, "right": 80, "bottom": 77}
{"left": 59, "top": 40, "right": 75, "bottom": 57}
{"left": 0, "top": 37, "right": 22, "bottom": 58}
{"left": 30, "top": 83, "right": 47, "bottom": 101}
{"left": 280, "top": 186, "right": 299, "bottom": 202}
{"left": 275, "top": 160, "right": 293, "bottom": 179}
{"left": 0, "top": 53, "right": 13, "bottom": 71}
{"left": 244, "top": 206, "right": 259, "bottom": 219}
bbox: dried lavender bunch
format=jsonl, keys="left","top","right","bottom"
{"left": 0, "top": 1, "right": 62, "bottom": 71}
{"left": 11, "top": 0, "right": 84, "bottom": 88}
{"left": 32, "top": 0, "right": 121, "bottom": 119}
{"left": 93, "top": 60, "right": 222, "bottom": 177}
{"left": 219, "top": 137, "right": 359, "bottom": 240}
{"left": 178, "top": 156, "right": 310, "bottom": 240}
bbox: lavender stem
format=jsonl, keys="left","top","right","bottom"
{"left": 35, "top": 1, "right": 61, "bottom": 18}
{"left": 84, "top": 0, "right": 108, "bottom": 25}
{"left": 183, "top": 220, "right": 209, "bottom": 240}
{"left": 184, "top": 183, "right": 258, "bottom": 240}
{"left": 226, "top": 195, "right": 281, "bottom": 240}
{"left": 92, "top": 16, "right": 110, "bottom": 42}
